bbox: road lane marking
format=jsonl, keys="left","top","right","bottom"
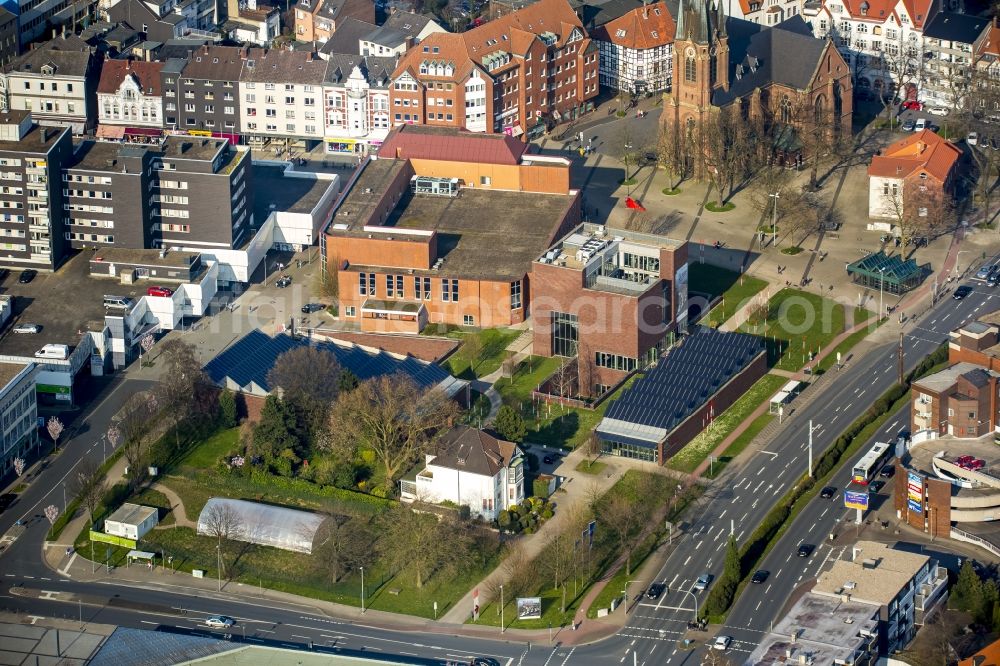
{"left": 684, "top": 556, "right": 691, "bottom": 566}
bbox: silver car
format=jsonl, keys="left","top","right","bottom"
{"left": 693, "top": 573, "right": 711, "bottom": 592}
{"left": 12, "top": 323, "right": 40, "bottom": 334}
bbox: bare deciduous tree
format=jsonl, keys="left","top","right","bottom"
{"left": 327, "top": 375, "right": 459, "bottom": 491}
{"left": 537, "top": 507, "right": 586, "bottom": 613}
{"left": 313, "top": 517, "right": 375, "bottom": 583}
{"left": 200, "top": 501, "right": 245, "bottom": 578}
{"left": 656, "top": 119, "right": 687, "bottom": 191}
{"left": 117, "top": 393, "right": 157, "bottom": 487}
{"left": 379, "top": 506, "right": 448, "bottom": 589}
{"left": 590, "top": 473, "right": 654, "bottom": 576}
{"left": 67, "top": 458, "right": 106, "bottom": 524}
{"left": 700, "top": 107, "right": 752, "bottom": 204}
{"left": 156, "top": 339, "right": 209, "bottom": 452}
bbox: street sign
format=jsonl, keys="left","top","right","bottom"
{"left": 844, "top": 490, "right": 869, "bottom": 511}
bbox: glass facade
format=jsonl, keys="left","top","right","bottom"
{"left": 600, "top": 438, "right": 658, "bottom": 462}
{"left": 551, "top": 311, "right": 578, "bottom": 357}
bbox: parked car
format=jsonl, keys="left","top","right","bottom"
{"left": 969, "top": 132, "right": 979, "bottom": 146}
{"left": 543, "top": 455, "right": 555, "bottom": 465}
{"left": 914, "top": 118, "right": 928, "bottom": 131}
{"left": 958, "top": 455, "right": 974, "bottom": 464}
{"left": 692, "top": 573, "right": 712, "bottom": 592}
{"left": 901, "top": 100, "right": 923, "bottom": 111}
{"left": 928, "top": 106, "right": 949, "bottom": 116}
{"left": 990, "top": 137, "right": 1000, "bottom": 151}
{"left": 869, "top": 480, "right": 885, "bottom": 493}
{"left": 18, "top": 269, "right": 36, "bottom": 284}
{"left": 713, "top": 636, "right": 732, "bottom": 651}
{"left": 879, "top": 466, "right": 895, "bottom": 478}
{"left": 797, "top": 543, "right": 814, "bottom": 557}
{"left": 147, "top": 286, "right": 173, "bottom": 297}
{"left": 820, "top": 486, "right": 837, "bottom": 499}
{"left": 751, "top": 570, "right": 770, "bottom": 584}
{"left": 204, "top": 616, "right": 234, "bottom": 628}
{"left": 901, "top": 119, "right": 916, "bottom": 131}
{"left": 646, "top": 583, "right": 666, "bottom": 600}
{"left": 301, "top": 303, "right": 323, "bottom": 313}
{"left": 953, "top": 285, "right": 973, "bottom": 300}
{"left": 275, "top": 275, "right": 292, "bottom": 288}
{"left": 12, "top": 323, "right": 40, "bottom": 334}
{"left": 0, "top": 268, "right": 9, "bottom": 281}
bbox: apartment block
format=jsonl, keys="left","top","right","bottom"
{"left": 920, "top": 12, "right": 992, "bottom": 108}
{"left": 359, "top": 11, "right": 445, "bottom": 58}
{"left": 323, "top": 125, "right": 580, "bottom": 332}
{"left": 531, "top": 223, "right": 689, "bottom": 394}
{"left": 0, "top": 362, "right": 38, "bottom": 479}
{"left": 161, "top": 45, "right": 243, "bottom": 138}
{"left": 910, "top": 362, "right": 999, "bottom": 437}
{"left": 812, "top": 541, "right": 948, "bottom": 654}
{"left": 63, "top": 141, "right": 154, "bottom": 249}
{"left": 0, "top": 8, "right": 18, "bottom": 70}
{"left": 389, "top": 0, "right": 600, "bottom": 138}
{"left": 63, "top": 136, "right": 253, "bottom": 280}
{"left": 0, "top": 35, "right": 99, "bottom": 134}
{"left": 0, "top": 110, "right": 71, "bottom": 270}
{"left": 239, "top": 47, "right": 327, "bottom": 144}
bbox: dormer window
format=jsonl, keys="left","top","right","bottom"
{"left": 859, "top": 1, "right": 869, "bottom": 14}
{"left": 433, "top": 46, "right": 440, "bottom": 53}
{"left": 654, "top": 7, "right": 660, "bottom": 13}
{"left": 423, "top": 46, "right": 429, "bottom": 52}
{"left": 41, "top": 64, "right": 54, "bottom": 76}
{"left": 403, "top": 23, "right": 411, "bottom": 29}
{"left": 651, "top": 30, "right": 659, "bottom": 38}
{"left": 616, "top": 29, "right": 626, "bottom": 37}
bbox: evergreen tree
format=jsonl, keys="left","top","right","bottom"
{"left": 493, "top": 405, "right": 527, "bottom": 442}
{"left": 980, "top": 580, "right": 999, "bottom": 626}
{"left": 218, "top": 389, "right": 237, "bottom": 428}
{"left": 250, "top": 395, "right": 302, "bottom": 460}
{"left": 953, "top": 561, "right": 984, "bottom": 615}
{"left": 338, "top": 369, "right": 360, "bottom": 392}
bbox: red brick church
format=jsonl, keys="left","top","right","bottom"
{"left": 662, "top": 0, "right": 852, "bottom": 144}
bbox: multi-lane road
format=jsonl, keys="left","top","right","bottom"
{"left": 1, "top": 273, "right": 998, "bottom": 665}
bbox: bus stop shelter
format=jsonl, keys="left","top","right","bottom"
{"left": 846, "top": 251, "right": 928, "bottom": 295}
{"left": 769, "top": 380, "right": 804, "bottom": 414}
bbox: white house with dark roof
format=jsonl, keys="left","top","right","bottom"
{"left": 400, "top": 426, "right": 525, "bottom": 521}
{"left": 359, "top": 11, "right": 445, "bottom": 58}
{"left": 322, "top": 54, "right": 395, "bottom": 153}
{"left": 96, "top": 59, "right": 164, "bottom": 129}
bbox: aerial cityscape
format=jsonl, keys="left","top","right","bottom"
{"left": 0, "top": 0, "right": 998, "bottom": 663}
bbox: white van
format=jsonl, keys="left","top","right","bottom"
{"left": 914, "top": 118, "right": 928, "bottom": 131}
{"left": 103, "top": 295, "right": 133, "bottom": 310}
{"left": 34, "top": 343, "right": 68, "bottom": 360}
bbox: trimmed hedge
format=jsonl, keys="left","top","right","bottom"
{"left": 702, "top": 344, "right": 946, "bottom": 619}
{"left": 205, "top": 469, "right": 395, "bottom": 514}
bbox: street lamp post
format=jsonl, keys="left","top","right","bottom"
{"left": 216, "top": 545, "right": 221, "bottom": 592}
{"left": 360, "top": 566, "right": 366, "bottom": 613}
{"left": 769, "top": 192, "right": 780, "bottom": 246}
{"left": 623, "top": 580, "right": 639, "bottom": 612}
{"left": 878, "top": 266, "right": 886, "bottom": 319}
{"left": 500, "top": 584, "right": 505, "bottom": 634}
{"left": 624, "top": 143, "right": 633, "bottom": 197}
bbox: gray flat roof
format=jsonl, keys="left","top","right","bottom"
{"left": 912, "top": 362, "right": 997, "bottom": 393}
{"left": 105, "top": 502, "right": 157, "bottom": 525}
{"left": 745, "top": 593, "right": 879, "bottom": 666}
{"left": 90, "top": 247, "right": 200, "bottom": 270}
{"left": 162, "top": 136, "right": 226, "bottom": 162}
{"left": 0, "top": 124, "right": 66, "bottom": 155}
{"left": 0, "top": 361, "right": 28, "bottom": 389}
{"left": 252, "top": 167, "right": 336, "bottom": 219}
{"left": 68, "top": 140, "right": 137, "bottom": 171}
{"left": 0, "top": 253, "right": 122, "bottom": 357}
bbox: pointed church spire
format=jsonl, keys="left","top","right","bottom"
{"left": 716, "top": 0, "right": 727, "bottom": 38}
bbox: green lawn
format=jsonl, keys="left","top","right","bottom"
{"left": 703, "top": 412, "right": 775, "bottom": 480}
{"left": 575, "top": 459, "right": 607, "bottom": 475}
{"left": 814, "top": 318, "right": 881, "bottom": 374}
{"left": 131, "top": 488, "right": 176, "bottom": 526}
{"left": 586, "top": 531, "right": 660, "bottom": 618}
{"left": 703, "top": 273, "right": 769, "bottom": 328}
{"left": 740, "top": 289, "right": 872, "bottom": 371}
{"left": 689, "top": 263, "right": 752, "bottom": 300}
{"left": 177, "top": 428, "right": 239, "bottom": 470}
{"left": 441, "top": 328, "right": 520, "bottom": 380}
{"left": 666, "top": 374, "right": 787, "bottom": 474}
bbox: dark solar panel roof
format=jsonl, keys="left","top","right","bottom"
{"left": 204, "top": 329, "right": 450, "bottom": 393}
{"left": 600, "top": 326, "right": 764, "bottom": 436}
{"left": 89, "top": 627, "right": 231, "bottom": 666}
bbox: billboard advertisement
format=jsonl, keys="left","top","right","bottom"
{"left": 844, "top": 490, "right": 869, "bottom": 511}
{"left": 907, "top": 471, "right": 923, "bottom": 514}
{"left": 516, "top": 597, "right": 542, "bottom": 620}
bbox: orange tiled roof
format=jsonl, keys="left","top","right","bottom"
{"left": 979, "top": 22, "right": 1000, "bottom": 58}
{"left": 594, "top": 1, "right": 675, "bottom": 49}
{"left": 867, "top": 129, "right": 961, "bottom": 183}
{"left": 959, "top": 637, "right": 1000, "bottom": 666}
{"left": 393, "top": 0, "right": 588, "bottom": 82}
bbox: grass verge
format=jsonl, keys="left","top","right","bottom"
{"left": 666, "top": 374, "right": 786, "bottom": 474}
{"left": 575, "top": 459, "right": 607, "bottom": 475}
{"left": 703, "top": 412, "right": 775, "bottom": 480}
{"left": 705, "top": 201, "right": 736, "bottom": 212}
{"left": 441, "top": 328, "right": 520, "bottom": 380}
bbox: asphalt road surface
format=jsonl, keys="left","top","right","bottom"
{"left": 1, "top": 271, "right": 998, "bottom": 666}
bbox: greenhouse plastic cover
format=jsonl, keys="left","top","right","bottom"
{"left": 196, "top": 497, "right": 327, "bottom": 554}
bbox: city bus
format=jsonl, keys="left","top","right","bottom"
{"left": 852, "top": 442, "right": 892, "bottom": 484}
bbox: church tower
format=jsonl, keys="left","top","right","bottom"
{"left": 663, "top": 0, "right": 729, "bottom": 133}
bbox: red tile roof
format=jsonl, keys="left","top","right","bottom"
{"left": 867, "top": 129, "right": 960, "bottom": 183}
{"left": 378, "top": 125, "right": 529, "bottom": 164}
{"left": 97, "top": 59, "right": 164, "bottom": 97}
{"left": 959, "top": 638, "right": 1000, "bottom": 666}
{"left": 594, "top": 1, "right": 675, "bottom": 49}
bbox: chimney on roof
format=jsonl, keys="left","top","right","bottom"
{"left": 917, "top": 141, "right": 926, "bottom": 153}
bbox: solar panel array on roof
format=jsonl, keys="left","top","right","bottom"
{"left": 90, "top": 627, "right": 231, "bottom": 666}
{"left": 601, "top": 326, "right": 764, "bottom": 436}
{"left": 203, "top": 329, "right": 450, "bottom": 393}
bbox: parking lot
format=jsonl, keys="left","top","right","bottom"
{"left": 0, "top": 253, "right": 117, "bottom": 358}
